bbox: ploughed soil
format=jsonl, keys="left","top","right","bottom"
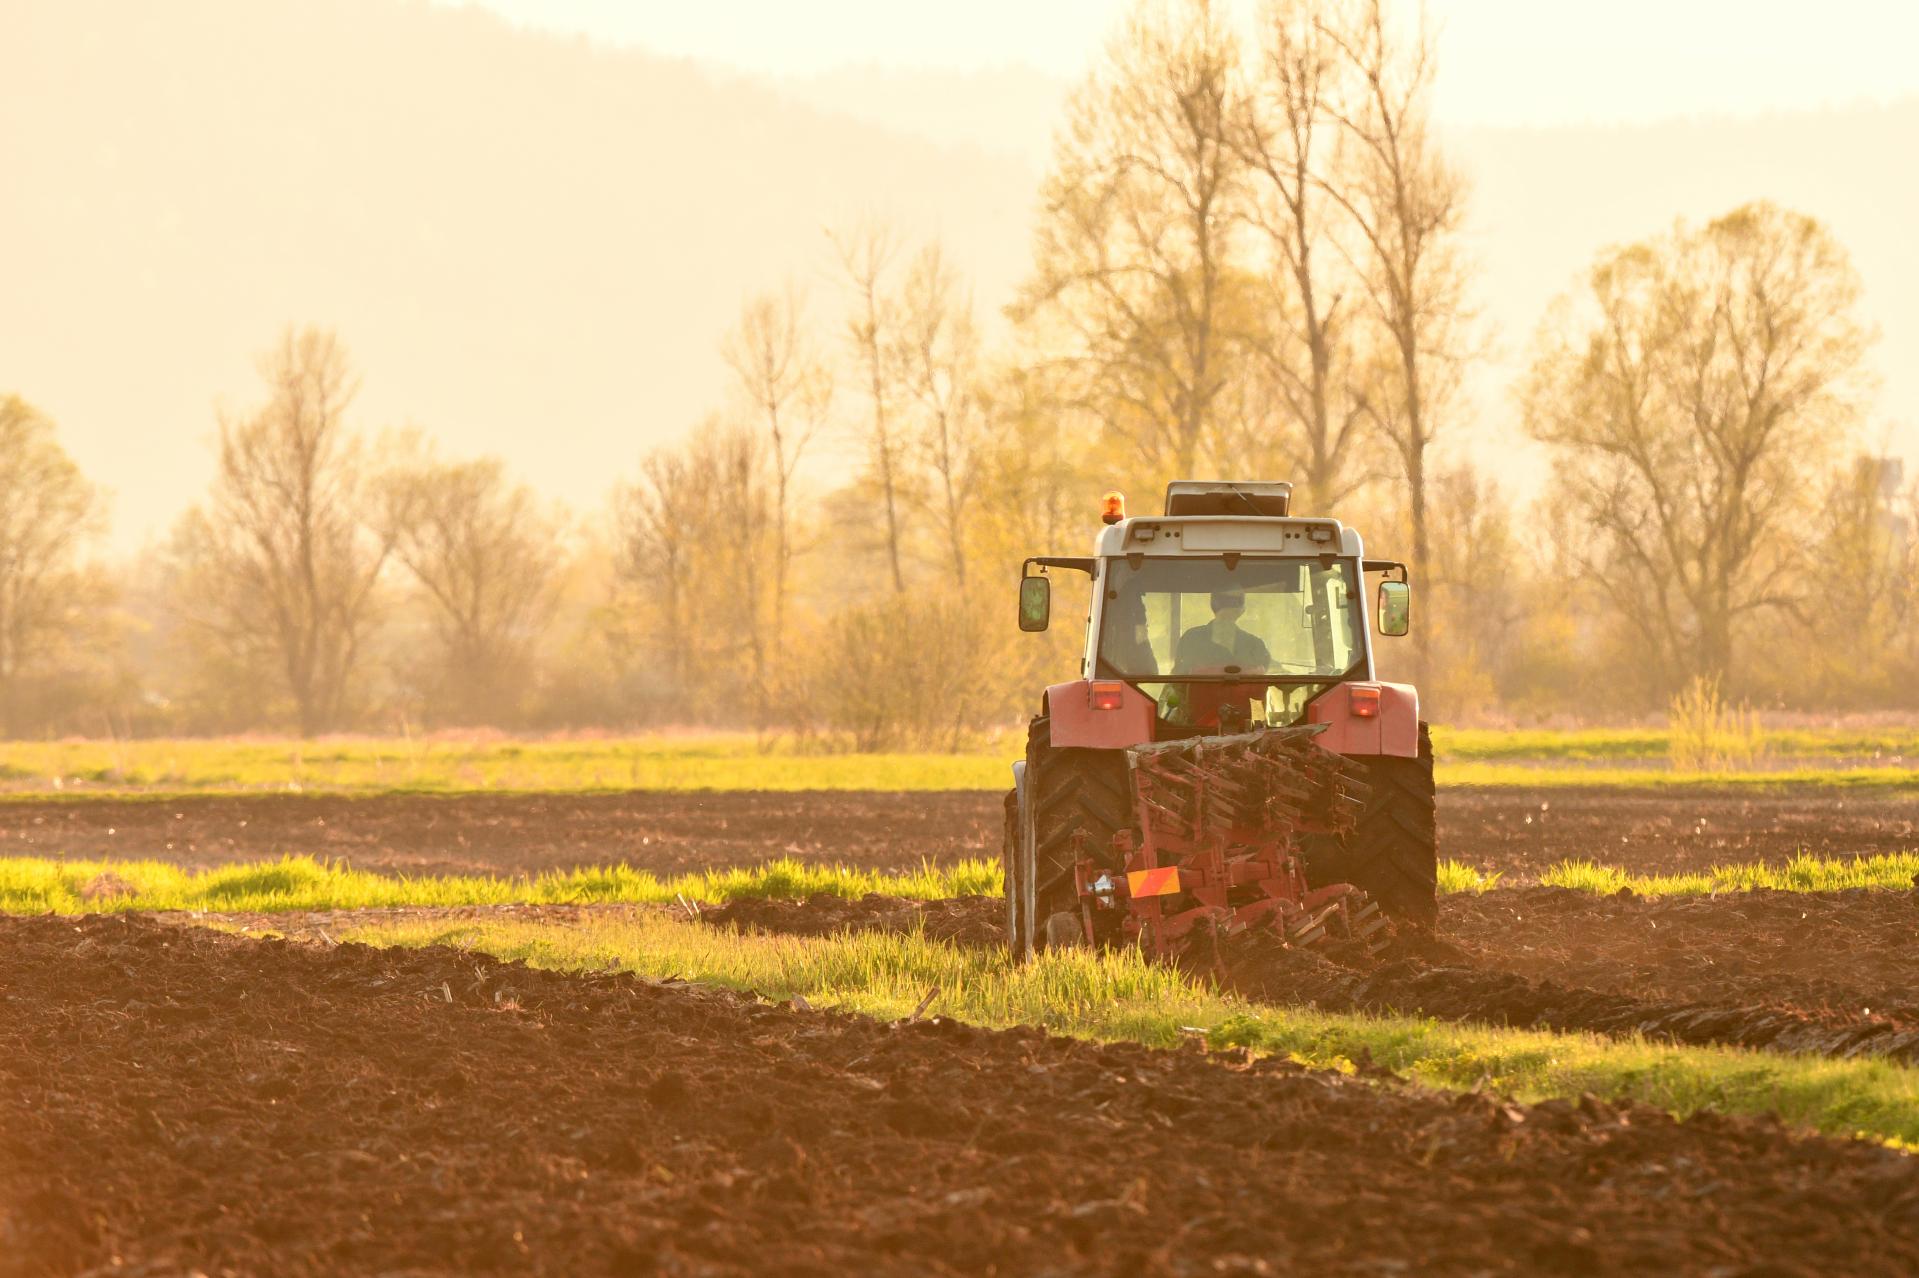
{"left": 707, "top": 886, "right": 1919, "bottom": 1067}
{"left": 704, "top": 893, "right": 1007, "bottom": 947}
{"left": 1426, "top": 887, "right": 1919, "bottom": 1058}
{"left": 0, "top": 791, "right": 1002, "bottom": 878}
{"left": 6, "top": 915, "right": 1919, "bottom": 1277}
{"left": 1439, "top": 786, "right": 1919, "bottom": 879}
{"left": 6, "top": 785, "right": 1919, "bottom": 879}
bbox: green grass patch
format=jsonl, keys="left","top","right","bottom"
{"left": 1437, "top": 761, "right": 1919, "bottom": 790}
{"left": 2, "top": 847, "right": 1914, "bottom": 917}
{"left": 0, "top": 853, "right": 1003, "bottom": 916}
{"left": 1435, "top": 726, "right": 1919, "bottom": 763}
{"left": 1435, "top": 727, "right": 1671, "bottom": 762}
{"left": 342, "top": 911, "right": 1919, "bottom": 1145}
{"left": 1438, "top": 859, "right": 1502, "bottom": 893}
{"left": 1540, "top": 851, "right": 1919, "bottom": 897}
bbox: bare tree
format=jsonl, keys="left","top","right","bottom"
{"left": 1523, "top": 202, "right": 1873, "bottom": 688}
{"left": 0, "top": 396, "right": 106, "bottom": 734}
{"left": 1320, "top": 0, "right": 1471, "bottom": 606}
{"left": 1794, "top": 456, "right": 1916, "bottom": 702}
{"left": 1415, "top": 464, "right": 1526, "bottom": 715}
{"left": 610, "top": 421, "right": 772, "bottom": 723}
{"left": 831, "top": 223, "right": 910, "bottom": 592}
{"left": 722, "top": 283, "right": 831, "bottom": 645}
{"left": 896, "top": 242, "right": 983, "bottom": 584}
{"left": 611, "top": 445, "right": 711, "bottom": 701}
{"left": 170, "top": 327, "right": 390, "bottom": 735}
{"left": 1014, "top": 0, "right": 1247, "bottom": 483}
{"left": 1232, "top": 0, "right": 1369, "bottom": 513}
{"left": 711, "top": 423, "right": 773, "bottom": 721}
{"left": 381, "top": 449, "right": 561, "bottom": 724}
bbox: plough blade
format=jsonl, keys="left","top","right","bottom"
{"left": 1084, "top": 724, "right": 1384, "bottom": 964}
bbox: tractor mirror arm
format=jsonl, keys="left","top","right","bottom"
{"left": 1363, "top": 559, "right": 1408, "bottom": 583}
{"left": 1022, "top": 556, "right": 1097, "bottom": 577}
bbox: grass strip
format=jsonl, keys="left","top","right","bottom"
{"left": 1439, "top": 762, "right": 1919, "bottom": 790}
{"left": 339, "top": 911, "right": 1919, "bottom": 1145}
{"left": 0, "top": 853, "right": 1002, "bottom": 916}
{"left": 2, "top": 849, "right": 1914, "bottom": 915}
{"left": 1540, "top": 851, "right": 1919, "bottom": 896}
{"left": 1435, "top": 726, "right": 1919, "bottom": 763}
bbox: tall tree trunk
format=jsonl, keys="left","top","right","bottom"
{"left": 871, "top": 380, "right": 906, "bottom": 594}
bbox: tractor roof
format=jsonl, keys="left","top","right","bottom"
{"left": 1163, "top": 480, "right": 1292, "bottom": 518}
{"left": 1095, "top": 514, "right": 1363, "bottom": 559}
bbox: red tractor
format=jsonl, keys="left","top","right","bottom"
{"left": 1003, "top": 480, "right": 1436, "bottom": 962}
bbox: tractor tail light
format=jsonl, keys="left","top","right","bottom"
{"left": 1350, "top": 685, "right": 1381, "bottom": 718}
{"left": 1091, "top": 681, "right": 1125, "bottom": 711}
{"left": 1100, "top": 491, "right": 1126, "bottom": 525}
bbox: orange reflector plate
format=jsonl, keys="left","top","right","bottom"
{"left": 1127, "top": 867, "right": 1182, "bottom": 898}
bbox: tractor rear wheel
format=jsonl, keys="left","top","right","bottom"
{"left": 1307, "top": 722, "right": 1438, "bottom": 929}
{"left": 1023, "top": 714, "right": 1131, "bottom": 949}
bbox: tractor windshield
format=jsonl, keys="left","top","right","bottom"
{"left": 1095, "top": 556, "right": 1363, "bottom": 681}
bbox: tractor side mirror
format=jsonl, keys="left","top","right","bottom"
{"left": 1377, "top": 580, "right": 1410, "bottom": 636}
{"left": 1017, "top": 576, "right": 1051, "bottom": 632}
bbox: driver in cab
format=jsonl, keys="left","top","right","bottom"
{"left": 1176, "top": 590, "right": 1271, "bottom": 673}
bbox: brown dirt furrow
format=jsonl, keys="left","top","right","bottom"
{"left": 1443, "top": 785, "right": 1919, "bottom": 878}
{"left": 0, "top": 790, "right": 1004, "bottom": 877}
{"left": 1441, "top": 886, "right": 1919, "bottom": 1032}
{"left": 4, "top": 914, "right": 1919, "bottom": 1277}
{"left": 701, "top": 892, "right": 1006, "bottom": 946}
{"left": 156, "top": 900, "right": 670, "bottom": 942}
{"left": 701, "top": 887, "right": 1919, "bottom": 1066}
{"left": 1223, "top": 947, "right": 1919, "bottom": 1064}
{"left": 5, "top": 784, "right": 1918, "bottom": 880}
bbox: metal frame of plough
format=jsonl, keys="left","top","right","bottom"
{"left": 1084, "top": 727, "right": 1386, "bottom": 963}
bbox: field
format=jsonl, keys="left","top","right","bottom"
{"left": 3, "top": 783, "right": 1915, "bottom": 880}
{"left": 3, "top": 725, "right": 1918, "bottom": 795}
{"left": 5, "top": 730, "right": 1919, "bottom": 1274}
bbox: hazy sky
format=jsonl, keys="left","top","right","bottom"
{"left": 9, "top": 1, "right": 1915, "bottom": 552}
{"left": 450, "top": 0, "right": 1919, "bottom": 125}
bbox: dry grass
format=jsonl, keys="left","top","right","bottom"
{"left": 1667, "top": 676, "right": 1767, "bottom": 771}
{"left": 0, "top": 727, "right": 1909, "bottom": 797}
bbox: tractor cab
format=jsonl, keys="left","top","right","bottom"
{"left": 1016, "top": 481, "right": 1414, "bottom": 749}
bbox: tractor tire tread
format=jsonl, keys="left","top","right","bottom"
{"left": 1316, "top": 722, "right": 1438, "bottom": 929}
{"left": 1023, "top": 714, "right": 1130, "bottom": 928}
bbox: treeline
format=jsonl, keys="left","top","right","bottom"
{"left": 2, "top": 0, "right": 1907, "bottom": 741}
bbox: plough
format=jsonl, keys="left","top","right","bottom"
{"left": 1071, "top": 726, "right": 1387, "bottom": 960}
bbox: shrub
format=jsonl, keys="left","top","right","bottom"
{"left": 1667, "top": 675, "right": 1764, "bottom": 771}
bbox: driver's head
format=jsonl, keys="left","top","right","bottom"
{"left": 1210, "top": 589, "right": 1245, "bottom": 620}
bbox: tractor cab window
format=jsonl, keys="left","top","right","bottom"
{"left": 1096, "top": 556, "right": 1362, "bottom": 681}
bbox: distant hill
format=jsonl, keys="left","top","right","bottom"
{"left": 2, "top": 0, "right": 1038, "bottom": 547}
{"left": 772, "top": 63, "right": 1070, "bottom": 167}
{"left": 4, "top": 0, "right": 1914, "bottom": 547}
